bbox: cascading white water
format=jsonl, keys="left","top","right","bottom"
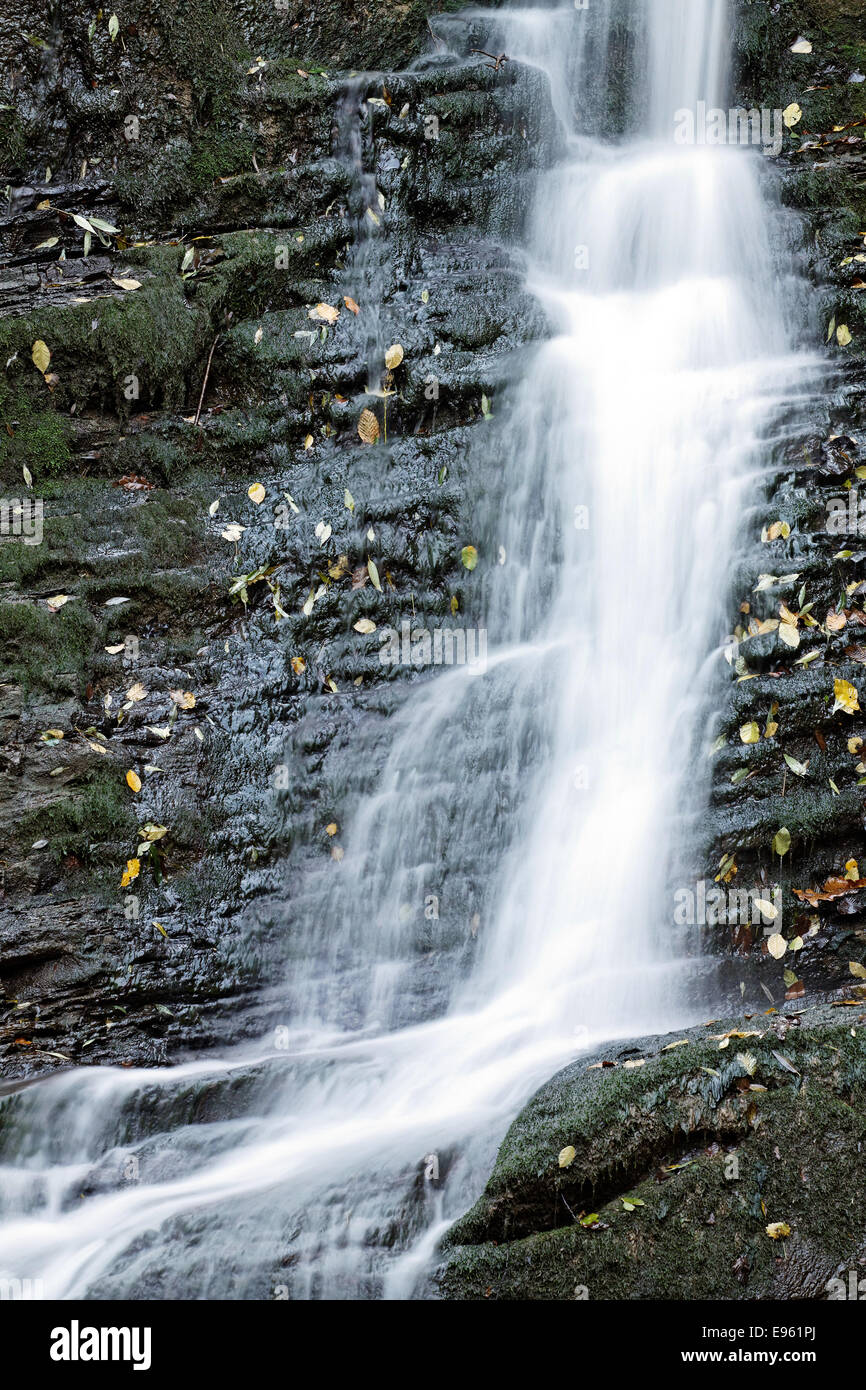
{"left": 0, "top": 0, "right": 814, "bottom": 1299}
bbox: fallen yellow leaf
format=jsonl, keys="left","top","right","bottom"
{"left": 310, "top": 302, "right": 339, "bottom": 324}
{"left": 833, "top": 678, "right": 860, "bottom": 715}
{"left": 32, "top": 339, "right": 51, "bottom": 374}
{"left": 121, "top": 857, "right": 140, "bottom": 887}
{"left": 765, "top": 1221, "right": 791, "bottom": 1239}
{"left": 385, "top": 343, "right": 404, "bottom": 370}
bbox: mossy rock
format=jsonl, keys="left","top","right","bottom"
{"left": 0, "top": 597, "right": 99, "bottom": 695}
{"left": 440, "top": 1005, "right": 866, "bottom": 1299}
{"left": 16, "top": 762, "right": 137, "bottom": 866}
{"left": 0, "top": 389, "right": 72, "bottom": 485}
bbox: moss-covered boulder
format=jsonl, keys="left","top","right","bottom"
{"left": 440, "top": 1005, "right": 866, "bottom": 1299}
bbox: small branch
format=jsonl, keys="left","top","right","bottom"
{"left": 427, "top": 18, "right": 445, "bottom": 50}
{"left": 470, "top": 48, "right": 509, "bottom": 71}
{"left": 560, "top": 1192, "right": 578, "bottom": 1223}
{"left": 194, "top": 335, "right": 219, "bottom": 426}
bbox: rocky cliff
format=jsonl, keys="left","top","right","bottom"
{"left": 2, "top": 0, "right": 866, "bottom": 1303}
{"left": 1, "top": 0, "right": 561, "bottom": 1072}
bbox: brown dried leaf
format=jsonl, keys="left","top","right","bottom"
{"left": 310, "top": 302, "right": 339, "bottom": 324}
{"left": 358, "top": 408, "right": 379, "bottom": 444}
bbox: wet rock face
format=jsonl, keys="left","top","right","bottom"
{"left": 670, "top": 0, "right": 866, "bottom": 1013}
{"left": 439, "top": 1004, "right": 866, "bottom": 1300}
{"left": 0, "top": 1, "right": 474, "bottom": 201}
{"left": 0, "top": 3, "right": 560, "bottom": 1075}
{"left": 0, "top": 3, "right": 864, "bottom": 1311}
{"left": 2, "top": 0, "right": 862, "bottom": 1079}
{"left": 435, "top": 0, "right": 866, "bottom": 1302}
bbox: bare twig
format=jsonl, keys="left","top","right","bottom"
{"left": 426, "top": 17, "right": 445, "bottom": 50}
{"left": 194, "top": 336, "right": 219, "bottom": 426}
{"left": 470, "top": 48, "right": 509, "bottom": 71}
{"left": 560, "top": 1192, "right": 578, "bottom": 1223}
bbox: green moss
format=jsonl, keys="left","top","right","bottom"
{"left": 72, "top": 490, "right": 211, "bottom": 617}
{"left": 793, "top": 0, "right": 866, "bottom": 48}
{"left": 92, "top": 277, "right": 202, "bottom": 413}
{"left": 128, "top": 493, "right": 203, "bottom": 563}
{"left": 155, "top": 0, "right": 243, "bottom": 114}
{"left": 0, "top": 599, "right": 98, "bottom": 694}
{"left": 792, "top": 83, "right": 866, "bottom": 138}
{"left": 0, "top": 511, "right": 80, "bottom": 587}
{"left": 0, "top": 387, "right": 72, "bottom": 485}
{"left": 81, "top": 559, "right": 210, "bottom": 624}
{"left": 0, "top": 222, "right": 350, "bottom": 454}
{"left": 114, "top": 131, "right": 255, "bottom": 224}
{"left": 0, "top": 255, "right": 205, "bottom": 424}
{"left": 734, "top": 0, "right": 866, "bottom": 121}
{"left": 112, "top": 434, "right": 190, "bottom": 488}
{"left": 18, "top": 765, "right": 136, "bottom": 865}
{"left": 163, "top": 627, "right": 206, "bottom": 666}
{"left": 442, "top": 1008, "right": 866, "bottom": 1299}
{"left": 236, "top": 0, "right": 471, "bottom": 71}
{"left": 106, "top": 0, "right": 255, "bottom": 224}
{"left": 212, "top": 225, "right": 348, "bottom": 316}
{"left": 0, "top": 106, "right": 27, "bottom": 178}
{"left": 19, "top": 410, "right": 72, "bottom": 477}
{"left": 0, "top": 479, "right": 210, "bottom": 599}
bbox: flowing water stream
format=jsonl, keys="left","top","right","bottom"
{"left": 0, "top": 0, "right": 816, "bottom": 1299}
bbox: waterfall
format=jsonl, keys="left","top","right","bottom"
{"left": 0, "top": 0, "right": 812, "bottom": 1299}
